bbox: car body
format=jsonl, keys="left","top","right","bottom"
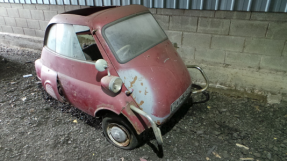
{"left": 35, "top": 5, "right": 208, "bottom": 149}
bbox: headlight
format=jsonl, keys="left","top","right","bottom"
{"left": 101, "top": 76, "right": 123, "bottom": 93}
{"left": 109, "top": 77, "right": 123, "bottom": 93}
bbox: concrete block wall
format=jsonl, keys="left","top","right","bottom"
{"left": 0, "top": 3, "right": 287, "bottom": 101}
{"left": 152, "top": 8, "right": 287, "bottom": 100}
{"left": 0, "top": 3, "right": 88, "bottom": 37}
{"left": 153, "top": 9, "right": 287, "bottom": 73}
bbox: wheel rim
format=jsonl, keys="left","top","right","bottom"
{"left": 107, "top": 123, "right": 130, "bottom": 147}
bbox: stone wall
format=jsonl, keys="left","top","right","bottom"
{"left": 0, "top": 3, "right": 287, "bottom": 102}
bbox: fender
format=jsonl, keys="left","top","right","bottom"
{"left": 40, "top": 65, "right": 64, "bottom": 102}
{"left": 35, "top": 59, "right": 42, "bottom": 80}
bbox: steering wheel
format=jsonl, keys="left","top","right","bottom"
{"left": 116, "top": 45, "right": 131, "bottom": 57}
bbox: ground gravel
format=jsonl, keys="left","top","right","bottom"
{"left": 0, "top": 46, "right": 287, "bottom": 161}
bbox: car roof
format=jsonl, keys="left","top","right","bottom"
{"left": 47, "top": 5, "right": 149, "bottom": 28}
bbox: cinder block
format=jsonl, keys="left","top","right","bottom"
{"left": 50, "top": 5, "right": 65, "bottom": 13}
{"left": 1, "top": 26, "right": 13, "bottom": 33}
{"left": 0, "top": 3, "right": 11, "bottom": 8}
{"left": 11, "top": 4, "right": 23, "bottom": 9}
{"left": 0, "top": 17, "right": 5, "bottom": 25}
{"left": 153, "top": 15, "right": 169, "bottom": 30}
{"left": 230, "top": 20, "right": 268, "bottom": 37}
{"left": 169, "top": 16, "right": 197, "bottom": 32}
{"left": 215, "top": 11, "right": 251, "bottom": 20}
{"left": 15, "top": 18, "right": 28, "bottom": 28}
{"left": 244, "top": 38, "right": 285, "bottom": 56}
{"left": 157, "top": 8, "right": 184, "bottom": 16}
{"left": 198, "top": 18, "right": 230, "bottom": 35}
{"left": 39, "top": 20, "right": 49, "bottom": 30}
{"left": 4, "top": 17, "right": 16, "bottom": 26}
{"left": 0, "top": 7, "right": 8, "bottom": 16}
{"left": 261, "top": 56, "right": 287, "bottom": 72}
{"left": 251, "top": 12, "right": 287, "bottom": 22}
{"left": 7, "top": 8, "right": 19, "bottom": 18}
{"left": 211, "top": 35, "right": 245, "bottom": 52}
{"left": 27, "top": 19, "right": 40, "bottom": 30}
{"left": 31, "top": 10, "right": 44, "bottom": 20}
{"left": 182, "top": 32, "right": 211, "bottom": 48}
{"left": 266, "top": 22, "right": 287, "bottom": 40}
{"left": 18, "top": 9, "right": 31, "bottom": 19}
{"left": 12, "top": 27, "right": 24, "bottom": 35}
{"left": 149, "top": 8, "right": 156, "bottom": 14}
{"left": 177, "top": 46, "right": 195, "bottom": 64}
{"left": 0, "top": 26, "right": 2, "bottom": 32}
{"left": 36, "top": 4, "right": 50, "bottom": 10}
{"left": 165, "top": 30, "right": 182, "bottom": 47}
{"left": 35, "top": 30, "right": 45, "bottom": 38}
{"left": 64, "top": 5, "right": 81, "bottom": 12}
{"left": 23, "top": 28, "right": 36, "bottom": 37}
{"left": 225, "top": 51, "right": 260, "bottom": 68}
{"left": 195, "top": 48, "right": 225, "bottom": 63}
{"left": 44, "top": 10, "right": 57, "bottom": 21}
{"left": 184, "top": 10, "right": 214, "bottom": 18}
{"left": 23, "top": 4, "right": 36, "bottom": 10}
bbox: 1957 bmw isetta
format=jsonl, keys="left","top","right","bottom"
{"left": 35, "top": 5, "right": 209, "bottom": 149}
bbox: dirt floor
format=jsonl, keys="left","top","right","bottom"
{"left": 0, "top": 46, "right": 287, "bottom": 161}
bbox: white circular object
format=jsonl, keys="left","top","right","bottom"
{"left": 95, "top": 59, "right": 108, "bottom": 72}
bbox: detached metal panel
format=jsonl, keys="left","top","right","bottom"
{"left": 1, "top": 0, "right": 287, "bottom": 12}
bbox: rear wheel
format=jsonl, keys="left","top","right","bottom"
{"left": 102, "top": 114, "right": 139, "bottom": 150}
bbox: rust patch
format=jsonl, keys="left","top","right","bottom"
{"left": 139, "top": 90, "right": 141, "bottom": 93}
{"left": 144, "top": 88, "right": 148, "bottom": 95}
{"left": 129, "top": 76, "right": 137, "bottom": 88}
{"left": 156, "top": 120, "right": 161, "bottom": 125}
{"left": 141, "top": 82, "right": 143, "bottom": 86}
{"left": 139, "top": 101, "right": 144, "bottom": 106}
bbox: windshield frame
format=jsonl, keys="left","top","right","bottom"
{"left": 102, "top": 11, "right": 168, "bottom": 64}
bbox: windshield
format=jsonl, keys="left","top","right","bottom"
{"left": 104, "top": 13, "right": 167, "bottom": 63}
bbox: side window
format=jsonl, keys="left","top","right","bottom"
{"left": 55, "top": 24, "right": 85, "bottom": 60}
{"left": 46, "top": 25, "right": 56, "bottom": 51}
{"left": 45, "top": 24, "right": 86, "bottom": 61}
{"left": 74, "top": 25, "right": 103, "bottom": 61}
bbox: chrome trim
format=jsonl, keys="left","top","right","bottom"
{"left": 186, "top": 65, "right": 209, "bottom": 94}
{"left": 130, "top": 105, "right": 163, "bottom": 146}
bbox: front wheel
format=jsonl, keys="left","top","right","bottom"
{"left": 102, "top": 114, "right": 140, "bottom": 150}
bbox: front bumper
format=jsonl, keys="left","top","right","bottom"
{"left": 130, "top": 105, "right": 163, "bottom": 145}
{"left": 130, "top": 65, "right": 209, "bottom": 146}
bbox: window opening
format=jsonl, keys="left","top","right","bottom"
{"left": 74, "top": 25, "right": 103, "bottom": 61}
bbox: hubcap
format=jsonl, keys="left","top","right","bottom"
{"left": 110, "top": 126, "right": 127, "bottom": 142}
{"left": 107, "top": 123, "right": 130, "bottom": 147}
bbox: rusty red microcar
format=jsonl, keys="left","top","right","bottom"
{"left": 35, "top": 5, "right": 209, "bottom": 149}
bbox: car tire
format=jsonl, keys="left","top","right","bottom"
{"left": 102, "top": 113, "right": 140, "bottom": 150}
